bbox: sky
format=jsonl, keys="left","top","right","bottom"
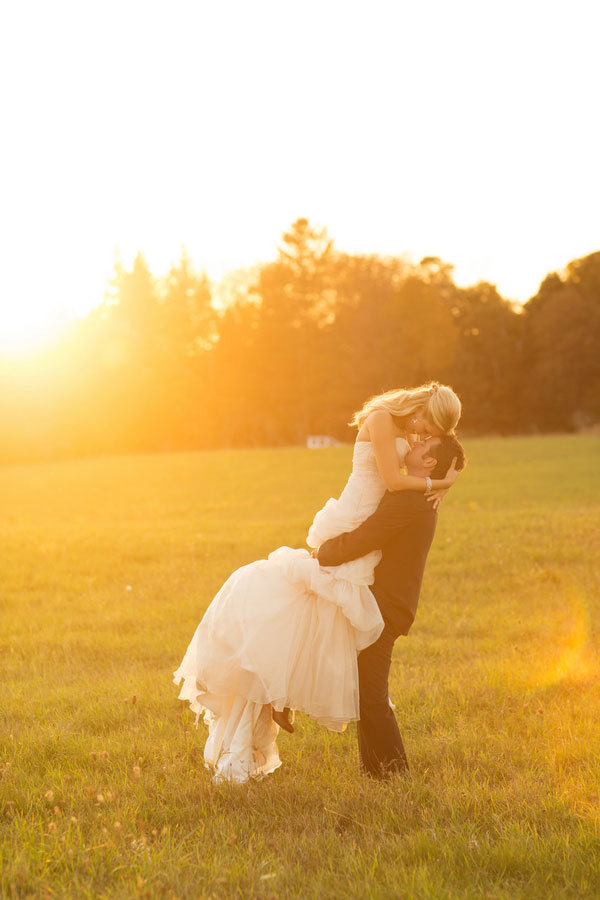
{"left": 0, "top": 0, "right": 598, "bottom": 350}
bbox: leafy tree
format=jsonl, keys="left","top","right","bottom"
{"left": 450, "top": 281, "right": 525, "bottom": 433}
{"left": 1, "top": 226, "right": 598, "bottom": 462}
{"left": 248, "top": 219, "right": 335, "bottom": 442}
{"left": 156, "top": 250, "right": 215, "bottom": 448}
{"left": 523, "top": 252, "right": 600, "bottom": 430}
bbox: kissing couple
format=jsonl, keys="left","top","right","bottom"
{"left": 174, "top": 382, "right": 466, "bottom": 782}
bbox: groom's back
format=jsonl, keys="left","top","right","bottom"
{"left": 372, "top": 491, "right": 437, "bottom": 638}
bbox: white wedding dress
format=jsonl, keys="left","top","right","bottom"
{"left": 173, "top": 437, "right": 410, "bottom": 782}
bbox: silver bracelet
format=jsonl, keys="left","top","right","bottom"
{"left": 425, "top": 476, "right": 432, "bottom": 492}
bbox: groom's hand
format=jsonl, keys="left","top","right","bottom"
{"left": 311, "top": 548, "right": 319, "bottom": 559}
{"left": 425, "top": 487, "right": 448, "bottom": 510}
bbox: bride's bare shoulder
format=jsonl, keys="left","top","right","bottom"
{"left": 357, "top": 409, "right": 395, "bottom": 442}
{"left": 366, "top": 409, "right": 394, "bottom": 424}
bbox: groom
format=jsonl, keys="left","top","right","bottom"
{"left": 316, "top": 434, "right": 466, "bottom": 777}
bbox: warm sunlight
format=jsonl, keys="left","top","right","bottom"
{"left": 1, "top": 0, "right": 598, "bottom": 354}
{"left": 0, "top": 304, "right": 70, "bottom": 355}
{"left": 2, "top": 6, "right": 599, "bottom": 896}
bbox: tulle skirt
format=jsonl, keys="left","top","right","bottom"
{"left": 173, "top": 546, "right": 384, "bottom": 782}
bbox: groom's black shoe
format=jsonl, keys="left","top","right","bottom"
{"left": 272, "top": 707, "right": 294, "bottom": 734}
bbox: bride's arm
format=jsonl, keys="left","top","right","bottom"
{"left": 368, "top": 410, "right": 455, "bottom": 493}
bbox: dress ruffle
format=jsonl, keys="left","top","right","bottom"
{"left": 265, "top": 546, "right": 383, "bottom": 650}
{"left": 307, "top": 495, "right": 373, "bottom": 548}
{"left": 173, "top": 547, "right": 384, "bottom": 754}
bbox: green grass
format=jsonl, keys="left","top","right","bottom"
{"left": 1, "top": 435, "right": 600, "bottom": 899}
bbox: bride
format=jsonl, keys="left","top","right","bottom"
{"left": 173, "top": 382, "right": 462, "bottom": 782}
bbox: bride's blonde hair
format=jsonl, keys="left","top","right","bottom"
{"left": 350, "top": 382, "right": 462, "bottom": 435}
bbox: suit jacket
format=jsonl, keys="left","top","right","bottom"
{"left": 317, "top": 491, "right": 437, "bottom": 638}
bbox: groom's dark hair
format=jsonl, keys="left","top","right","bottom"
{"left": 429, "top": 434, "right": 466, "bottom": 479}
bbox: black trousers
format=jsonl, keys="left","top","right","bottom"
{"left": 357, "top": 627, "right": 409, "bottom": 777}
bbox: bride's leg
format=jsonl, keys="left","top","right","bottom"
{"left": 271, "top": 705, "right": 294, "bottom": 734}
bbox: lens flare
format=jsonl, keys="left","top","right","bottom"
{"left": 537, "top": 594, "right": 599, "bottom": 687}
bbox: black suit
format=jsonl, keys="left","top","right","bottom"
{"left": 317, "top": 491, "right": 437, "bottom": 776}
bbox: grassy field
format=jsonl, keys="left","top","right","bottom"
{"left": 2, "top": 435, "right": 600, "bottom": 899}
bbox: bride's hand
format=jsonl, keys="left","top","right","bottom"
{"left": 311, "top": 549, "right": 319, "bottom": 559}
{"left": 444, "top": 456, "right": 461, "bottom": 487}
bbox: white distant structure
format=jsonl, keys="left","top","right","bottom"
{"left": 306, "top": 435, "right": 342, "bottom": 449}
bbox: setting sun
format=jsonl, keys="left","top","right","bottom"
{"left": 0, "top": 304, "right": 71, "bottom": 354}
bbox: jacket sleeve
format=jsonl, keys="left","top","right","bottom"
{"left": 317, "top": 492, "right": 418, "bottom": 566}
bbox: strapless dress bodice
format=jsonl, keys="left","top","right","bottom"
{"left": 307, "top": 436, "right": 410, "bottom": 549}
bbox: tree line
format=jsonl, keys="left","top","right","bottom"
{"left": 1, "top": 219, "right": 599, "bottom": 461}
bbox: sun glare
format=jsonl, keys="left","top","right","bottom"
{"left": 0, "top": 307, "right": 68, "bottom": 356}
{"left": 1, "top": 2, "right": 597, "bottom": 343}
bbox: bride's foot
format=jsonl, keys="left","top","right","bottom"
{"left": 272, "top": 706, "right": 294, "bottom": 734}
